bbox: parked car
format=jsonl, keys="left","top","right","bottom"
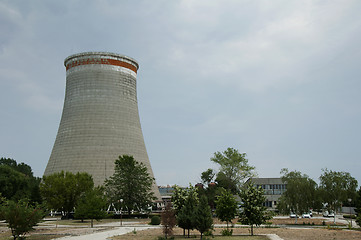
{"left": 290, "top": 213, "right": 298, "bottom": 218}
{"left": 328, "top": 212, "right": 335, "bottom": 217}
{"left": 302, "top": 213, "right": 311, "bottom": 218}
{"left": 323, "top": 211, "right": 335, "bottom": 217}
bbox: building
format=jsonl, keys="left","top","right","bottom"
{"left": 246, "top": 178, "right": 286, "bottom": 210}
{"left": 158, "top": 185, "right": 175, "bottom": 206}
{"left": 44, "top": 52, "right": 160, "bottom": 199}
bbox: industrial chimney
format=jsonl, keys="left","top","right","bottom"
{"left": 44, "top": 52, "right": 160, "bottom": 198}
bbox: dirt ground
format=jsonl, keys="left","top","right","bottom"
{"left": 1, "top": 217, "right": 360, "bottom": 240}
{"left": 113, "top": 217, "right": 361, "bottom": 240}
{"left": 113, "top": 226, "right": 361, "bottom": 240}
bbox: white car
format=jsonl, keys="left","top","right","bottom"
{"left": 290, "top": 213, "right": 298, "bottom": 218}
{"left": 302, "top": 213, "right": 311, "bottom": 218}
{"left": 323, "top": 211, "right": 335, "bottom": 217}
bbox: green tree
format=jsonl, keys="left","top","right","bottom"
{"left": 40, "top": 171, "right": 94, "bottom": 218}
{"left": 0, "top": 166, "right": 30, "bottom": 201}
{"left": 239, "top": 183, "right": 270, "bottom": 236}
{"left": 355, "top": 187, "right": 361, "bottom": 227}
{"left": 195, "top": 195, "right": 213, "bottom": 240}
{"left": 211, "top": 147, "right": 255, "bottom": 194}
{"left": 177, "top": 196, "right": 197, "bottom": 238}
{"left": 0, "top": 158, "right": 34, "bottom": 177}
{"left": 215, "top": 188, "right": 238, "bottom": 230}
{"left": 0, "top": 158, "right": 41, "bottom": 204}
{"left": 0, "top": 199, "right": 44, "bottom": 240}
{"left": 171, "top": 184, "right": 198, "bottom": 214}
{"left": 201, "top": 169, "right": 215, "bottom": 186}
{"left": 74, "top": 187, "right": 107, "bottom": 227}
{"left": 105, "top": 155, "right": 156, "bottom": 216}
{"left": 172, "top": 185, "right": 199, "bottom": 237}
{"left": 161, "top": 203, "right": 176, "bottom": 239}
{"left": 277, "top": 168, "right": 316, "bottom": 223}
{"left": 319, "top": 169, "right": 358, "bottom": 224}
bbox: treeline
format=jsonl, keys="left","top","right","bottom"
{"left": 277, "top": 168, "right": 360, "bottom": 224}
{"left": 1, "top": 147, "right": 361, "bottom": 239}
{"left": 0, "top": 155, "right": 156, "bottom": 239}
{"left": 0, "top": 158, "right": 41, "bottom": 203}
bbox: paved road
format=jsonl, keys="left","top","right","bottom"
{"left": 53, "top": 224, "right": 285, "bottom": 240}
{"left": 55, "top": 225, "right": 161, "bottom": 240}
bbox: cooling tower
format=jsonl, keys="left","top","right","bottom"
{"left": 44, "top": 52, "right": 160, "bottom": 199}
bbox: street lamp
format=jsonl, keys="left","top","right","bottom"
{"left": 348, "top": 198, "right": 352, "bottom": 228}
{"left": 120, "top": 199, "right": 124, "bottom": 226}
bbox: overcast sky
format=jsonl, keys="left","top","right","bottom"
{"left": 1, "top": 0, "right": 361, "bottom": 187}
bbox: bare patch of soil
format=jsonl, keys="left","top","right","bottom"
{"left": 112, "top": 226, "right": 361, "bottom": 240}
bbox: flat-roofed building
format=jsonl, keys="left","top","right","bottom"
{"left": 246, "top": 178, "right": 286, "bottom": 210}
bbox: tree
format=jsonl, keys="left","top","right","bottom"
{"left": 319, "top": 169, "right": 358, "bottom": 224}
{"left": 0, "top": 199, "right": 44, "bottom": 240}
{"left": 215, "top": 188, "right": 238, "bottom": 230}
{"left": 177, "top": 196, "right": 197, "bottom": 238}
{"left": 211, "top": 147, "right": 255, "bottom": 194}
{"left": 40, "top": 171, "right": 94, "bottom": 218}
{"left": 0, "top": 158, "right": 41, "bottom": 204}
{"left": 161, "top": 203, "right": 176, "bottom": 239}
{"left": 0, "top": 166, "right": 30, "bottom": 201}
{"left": 0, "top": 158, "right": 33, "bottom": 176}
{"left": 201, "top": 169, "right": 215, "bottom": 186}
{"left": 172, "top": 185, "right": 199, "bottom": 237}
{"left": 277, "top": 168, "right": 316, "bottom": 223}
{"left": 355, "top": 187, "right": 361, "bottom": 227}
{"left": 239, "top": 183, "right": 271, "bottom": 236}
{"left": 195, "top": 195, "right": 213, "bottom": 240}
{"left": 74, "top": 187, "right": 107, "bottom": 227}
{"left": 105, "top": 155, "right": 156, "bottom": 216}
{"left": 171, "top": 184, "right": 199, "bottom": 214}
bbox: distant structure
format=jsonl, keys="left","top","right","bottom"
{"left": 246, "top": 178, "right": 286, "bottom": 210}
{"left": 44, "top": 52, "right": 160, "bottom": 199}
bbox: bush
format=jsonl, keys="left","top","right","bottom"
{"left": 157, "top": 237, "right": 174, "bottom": 240}
{"left": 204, "top": 229, "right": 214, "bottom": 237}
{"left": 221, "top": 228, "right": 233, "bottom": 236}
{"left": 150, "top": 215, "right": 161, "bottom": 225}
{"left": 0, "top": 199, "right": 44, "bottom": 240}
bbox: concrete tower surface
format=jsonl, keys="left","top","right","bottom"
{"left": 44, "top": 52, "right": 160, "bottom": 199}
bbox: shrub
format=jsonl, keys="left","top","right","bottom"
{"left": 221, "top": 228, "right": 233, "bottom": 236}
{"left": 0, "top": 199, "right": 44, "bottom": 240}
{"left": 204, "top": 229, "right": 214, "bottom": 237}
{"left": 150, "top": 215, "right": 161, "bottom": 225}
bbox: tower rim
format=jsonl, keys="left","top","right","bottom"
{"left": 64, "top": 51, "right": 139, "bottom": 70}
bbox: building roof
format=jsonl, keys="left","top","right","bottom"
{"left": 246, "top": 177, "right": 284, "bottom": 185}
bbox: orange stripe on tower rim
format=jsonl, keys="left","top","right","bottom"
{"left": 66, "top": 57, "right": 138, "bottom": 73}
